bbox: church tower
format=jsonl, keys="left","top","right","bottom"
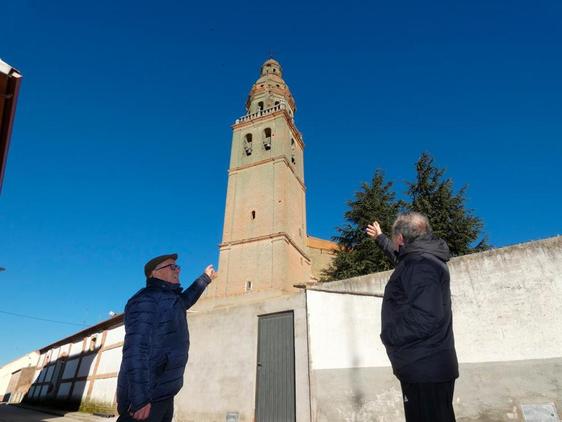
{"left": 207, "top": 59, "right": 311, "bottom": 298}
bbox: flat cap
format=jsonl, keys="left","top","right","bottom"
{"left": 144, "top": 253, "right": 178, "bottom": 278}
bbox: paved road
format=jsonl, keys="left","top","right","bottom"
{"left": 0, "top": 404, "right": 117, "bottom": 422}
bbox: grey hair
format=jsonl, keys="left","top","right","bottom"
{"left": 392, "top": 212, "right": 432, "bottom": 243}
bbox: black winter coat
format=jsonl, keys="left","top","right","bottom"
{"left": 377, "top": 234, "right": 459, "bottom": 383}
{"left": 116, "top": 274, "right": 210, "bottom": 413}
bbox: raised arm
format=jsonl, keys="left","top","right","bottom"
{"left": 180, "top": 265, "right": 217, "bottom": 309}
{"left": 366, "top": 221, "right": 399, "bottom": 266}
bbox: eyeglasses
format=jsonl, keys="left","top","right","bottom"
{"left": 154, "top": 263, "right": 181, "bottom": 271}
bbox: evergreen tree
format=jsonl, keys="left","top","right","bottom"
{"left": 407, "top": 152, "right": 489, "bottom": 256}
{"left": 322, "top": 170, "right": 403, "bottom": 281}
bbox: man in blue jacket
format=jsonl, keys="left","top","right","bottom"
{"left": 367, "top": 212, "right": 458, "bottom": 422}
{"left": 116, "top": 253, "right": 216, "bottom": 421}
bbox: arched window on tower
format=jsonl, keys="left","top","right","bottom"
{"left": 263, "top": 128, "right": 272, "bottom": 150}
{"left": 258, "top": 101, "right": 264, "bottom": 111}
{"left": 244, "top": 134, "right": 253, "bottom": 156}
{"left": 291, "top": 138, "right": 296, "bottom": 164}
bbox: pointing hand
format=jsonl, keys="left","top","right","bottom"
{"left": 205, "top": 265, "right": 218, "bottom": 280}
{"left": 366, "top": 221, "right": 383, "bottom": 238}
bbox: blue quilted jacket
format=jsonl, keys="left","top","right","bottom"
{"left": 116, "top": 274, "right": 210, "bottom": 413}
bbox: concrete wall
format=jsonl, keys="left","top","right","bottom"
{"left": 449, "top": 236, "right": 562, "bottom": 421}
{"left": 306, "top": 290, "right": 403, "bottom": 421}
{"left": 175, "top": 292, "right": 310, "bottom": 422}
{"left": 309, "top": 236, "right": 562, "bottom": 421}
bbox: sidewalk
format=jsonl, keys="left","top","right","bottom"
{"left": 15, "top": 403, "right": 117, "bottom": 422}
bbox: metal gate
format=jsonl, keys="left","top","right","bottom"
{"left": 255, "top": 311, "right": 296, "bottom": 422}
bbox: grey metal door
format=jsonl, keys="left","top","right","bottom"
{"left": 255, "top": 311, "right": 296, "bottom": 422}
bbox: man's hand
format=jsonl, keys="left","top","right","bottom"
{"left": 205, "top": 264, "right": 218, "bottom": 280}
{"left": 131, "top": 403, "right": 151, "bottom": 420}
{"left": 366, "top": 221, "right": 383, "bottom": 238}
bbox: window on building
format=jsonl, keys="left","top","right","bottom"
{"left": 89, "top": 336, "right": 97, "bottom": 352}
{"left": 263, "top": 128, "right": 272, "bottom": 150}
{"left": 246, "top": 281, "right": 253, "bottom": 292}
{"left": 258, "top": 101, "right": 264, "bottom": 111}
{"left": 244, "top": 134, "right": 253, "bottom": 156}
{"left": 291, "top": 138, "right": 296, "bottom": 164}
{"left": 251, "top": 210, "right": 256, "bottom": 220}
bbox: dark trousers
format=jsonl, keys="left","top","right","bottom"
{"left": 400, "top": 380, "right": 456, "bottom": 422}
{"left": 117, "top": 398, "right": 174, "bottom": 422}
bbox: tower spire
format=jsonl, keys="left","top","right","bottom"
{"left": 245, "top": 58, "right": 296, "bottom": 116}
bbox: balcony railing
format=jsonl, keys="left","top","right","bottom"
{"left": 235, "top": 103, "right": 287, "bottom": 124}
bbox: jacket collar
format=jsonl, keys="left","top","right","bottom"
{"left": 146, "top": 277, "right": 182, "bottom": 292}
{"left": 398, "top": 234, "right": 451, "bottom": 262}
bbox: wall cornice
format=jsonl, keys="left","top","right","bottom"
{"left": 220, "top": 231, "right": 311, "bottom": 262}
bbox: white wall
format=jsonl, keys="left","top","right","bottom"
{"left": 450, "top": 237, "right": 562, "bottom": 363}
{"left": 306, "top": 290, "right": 386, "bottom": 370}
{"left": 319, "top": 236, "right": 562, "bottom": 364}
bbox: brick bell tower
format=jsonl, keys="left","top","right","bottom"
{"left": 207, "top": 59, "right": 311, "bottom": 298}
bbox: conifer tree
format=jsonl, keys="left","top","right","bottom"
{"left": 322, "top": 170, "right": 403, "bottom": 281}
{"left": 324, "top": 154, "right": 490, "bottom": 281}
{"left": 406, "top": 152, "right": 489, "bottom": 256}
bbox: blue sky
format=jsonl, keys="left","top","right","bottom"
{"left": 1, "top": 0, "right": 561, "bottom": 364}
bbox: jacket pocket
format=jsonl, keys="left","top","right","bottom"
{"left": 151, "top": 355, "right": 167, "bottom": 387}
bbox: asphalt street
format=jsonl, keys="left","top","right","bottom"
{"left": 0, "top": 404, "right": 117, "bottom": 422}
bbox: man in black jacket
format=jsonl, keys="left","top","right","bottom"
{"left": 367, "top": 212, "right": 458, "bottom": 422}
{"left": 116, "top": 253, "right": 217, "bottom": 422}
